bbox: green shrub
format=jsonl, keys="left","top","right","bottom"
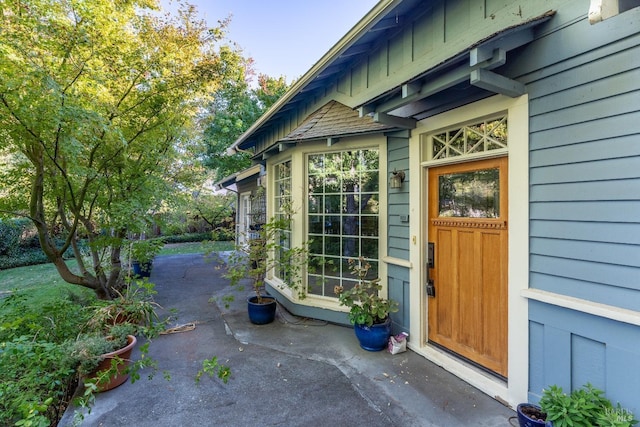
{"left": 0, "top": 218, "right": 28, "bottom": 256}
{"left": 0, "top": 338, "right": 77, "bottom": 427}
{"left": 0, "top": 291, "right": 94, "bottom": 427}
{"left": 540, "top": 383, "right": 638, "bottom": 427}
{"left": 163, "top": 232, "right": 216, "bottom": 243}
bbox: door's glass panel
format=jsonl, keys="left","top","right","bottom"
{"left": 438, "top": 168, "right": 500, "bottom": 218}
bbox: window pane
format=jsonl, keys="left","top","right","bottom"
{"left": 438, "top": 168, "right": 500, "bottom": 218}
{"left": 273, "top": 160, "right": 292, "bottom": 281}
{"left": 430, "top": 116, "right": 508, "bottom": 160}
{"left": 325, "top": 236, "right": 340, "bottom": 256}
{"left": 361, "top": 171, "right": 379, "bottom": 192}
{"left": 305, "top": 149, "right": 380, "bottom": 297}
{"left": 325, "top": 195, "right": 341, "bottom": 213}
{"left": 343, "top": 216, "right": 359, "bottom": 235}
{"left": 308, "top": 175, "right": 323, "bottom": 194}
{"left": 309, "top": 215, "right": 323, "bottom": 234}
{"left": 362, "top": 194, "right": 379, "bottom": 214}
{"left": 362, "top": 238, "right": 379, "bottom": 258}
{"left": 308, "top": 195, "right": 322, "bottom": 213}
{"left": 325, "top": 215, "right": 340, "bottom": 234}
{"left": 361, "top": 216, "right": 378, "bottom": 237}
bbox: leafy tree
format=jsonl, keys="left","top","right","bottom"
{"left": 0, "top": 0, "right": 241, "bottom": 298}
{"left": 203, "top": 67, "right": 289, "bottom": 181}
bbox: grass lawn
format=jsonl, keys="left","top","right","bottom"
{"left": 159, "top": 240, "right": 234, "bottom": 256}
{"left": 0, "top": 259, "right": 96, "bottom": 312}
{"left": 0, "top": 241, "right": 234, "bottom": 301}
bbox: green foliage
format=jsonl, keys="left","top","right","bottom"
{"left": 162, "top": 233, "right": 213, "bottom": 243}
{"left": 335, "top": 257, "right": 399, "bottom": 327}
{"left": 129, "top": 238, "right": 165, "bottom": 264}
{"left": 223, "top": 209, "right": 308, "bottom": 306}
{"left": 195, "top": 356, "right": 231, "bottom": 385}
{"left": 0, "top": 339, "right": 76, "bottom": 427}
{"left": 0, "top": 291, "right": 92, "bottom": 427}
{"left": 69, "top": 324, "right": 135, "bottom": 376}
{"left": 0, "top": 291, "right": 94, "bottom": 344}
{"left": 0, "top": 218, "right": 28, "bottom": 256}
{"left": 597, "top": 405, "right": 639, "bottom": 427}
{"left": 202, "top": 60, "right": 290, "bottom": 182}
{"left": 0, "top": 218, "right": 82, "bottom": 269}
{"left": 540, "top": 383, "right": 637, "bottom": 427}
{"left": 88, "top": 280, "right": 163, "bottom": 332}
{"left": 0, "top": 0, "right": 243, "bottom": 297}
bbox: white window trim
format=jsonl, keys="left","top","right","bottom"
{"left": 264, "top": 135, "right": 388, "bottom": 311}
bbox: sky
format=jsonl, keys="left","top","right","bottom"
{"left": 161, "top": 0, "right": 379, "bottom": 83}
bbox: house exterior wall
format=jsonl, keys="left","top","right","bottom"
{"left": 236, "top": 0, "right": 640, "bottom": 413}
{"left": 387, "top": 131, "right": 411, "bottom": 333}
{"left": 506, "top": 2, "right": 640, "bottom": 410}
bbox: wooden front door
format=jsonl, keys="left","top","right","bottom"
{"left": 427, "top": 157, "right": 508, "bottom": 377}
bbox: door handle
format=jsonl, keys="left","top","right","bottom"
{"left": 427, "top": 242, "right": 435, "bottom": 297}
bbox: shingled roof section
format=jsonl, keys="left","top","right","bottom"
{"left": 280, "top": 100, "right": 394, "bottom": 142}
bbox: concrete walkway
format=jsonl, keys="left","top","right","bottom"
{"left": 60, "top": 252, "right": 516, "bottom": 426}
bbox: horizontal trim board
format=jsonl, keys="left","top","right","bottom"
{"left": 383, "top": 256, "right": 412, "bottom": 269}
{"left": 530, "top": 272, "right": 640, "bottom": 313}
{"left": 523, "top": 288, "right": 640, "bottom": 327}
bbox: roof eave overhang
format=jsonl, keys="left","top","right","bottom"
{"left": 228, "top": 0, "right": 402, "bottom": 153}
{"left": 357, "top": 10, "right": 556, "bottom": 120}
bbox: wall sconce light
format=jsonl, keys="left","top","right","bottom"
{"left": 389, "top": 169, "right": 406, "bottom": 189}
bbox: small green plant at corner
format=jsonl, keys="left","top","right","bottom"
{"left": 195, "top": 356, "right": 231, "bottom": 384}
{"left": 539, "top": 383, "right": 638, "bottom": 427}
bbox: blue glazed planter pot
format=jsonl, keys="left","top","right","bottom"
{"left": 353, "top": 317, "right": 392, "bottom": 351}
{"left": 516, "top": 403, "right": 547, "bottom": 427}
{"left": 247, "top": 296, "right": 277, "bottom": 325}
{"left": 132, "top": 261, "right": 152, "bottom": 278}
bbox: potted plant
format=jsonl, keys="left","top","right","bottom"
{"left": 335, "top": 257, "right": 399, "bottom": 351}
{"left": 70, "top": 323, "right": 139, "bottom": 392}
{"left": 516, "top": 383, "right": 638, "bottom": 427}
{"left": 88, "top": 280, "right": 162, "bottom": 329}
{"left": 129, "top": 238, "right": 165, "bottom": 278}
{"left": 515, "top": 403, "right": 547, "bottom": 427}
{"left": 224, "top": 209, "right": 308, "bottom": 325}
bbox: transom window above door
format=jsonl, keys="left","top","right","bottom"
{"left": 426, "top": 115, "right": 508, "bottom": 161}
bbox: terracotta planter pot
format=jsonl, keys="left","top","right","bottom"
{"left": 90, "top": 335, "right": 137, "bottom": 392}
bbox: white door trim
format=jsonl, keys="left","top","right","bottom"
{"left": 408, "top": 94, "right": 530, "bottom": 408}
